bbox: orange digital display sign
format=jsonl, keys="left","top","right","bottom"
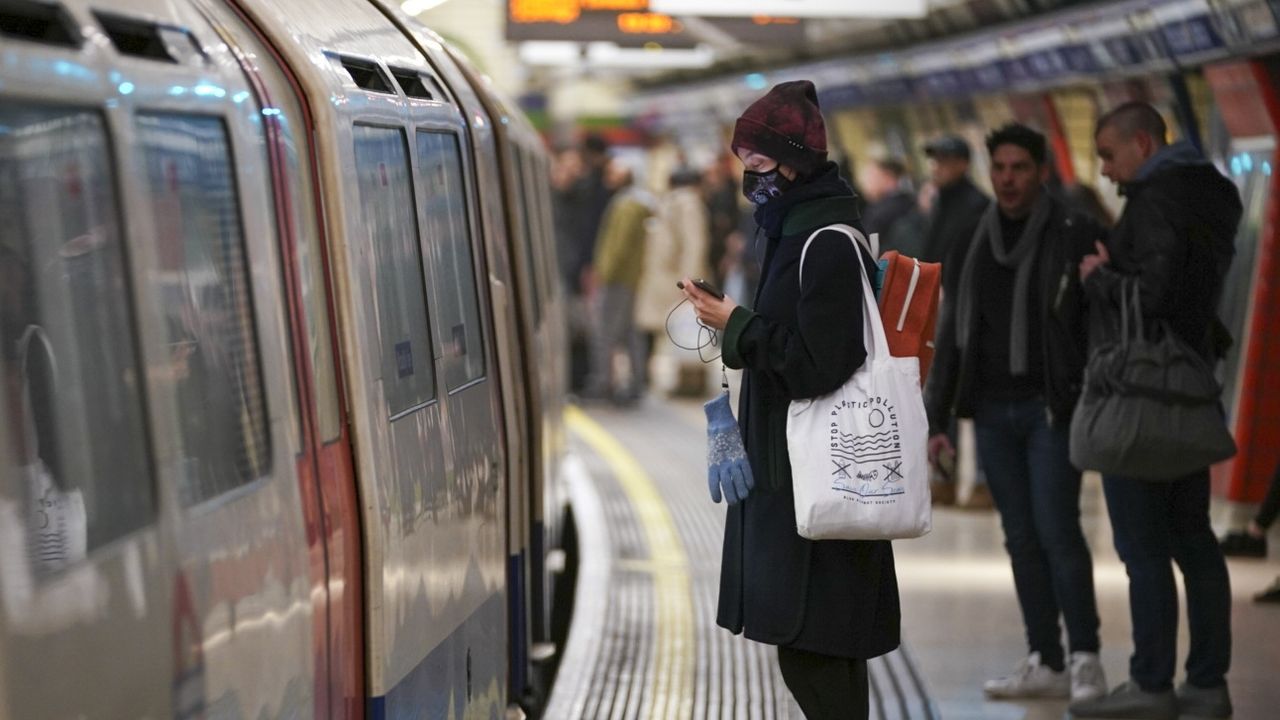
{"left": 617, "top": 12, "right": 681, "bottom": 35}
{"left": 505, "top": 0, "right": 803, "bottom": 47}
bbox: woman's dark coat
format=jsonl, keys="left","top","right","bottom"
{"left": 719, "top": 164, "right": 901, "bottom": 660}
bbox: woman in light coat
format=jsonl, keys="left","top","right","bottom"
{"left": 635, "top": 169, "right": 710, "bottom": 390}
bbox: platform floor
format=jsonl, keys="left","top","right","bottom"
{"left": 546, "top": 397, "right": 1280, "bottom": 720}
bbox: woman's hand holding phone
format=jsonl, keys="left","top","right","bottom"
{"left": 679, "top": 276, "right": 737, "bottom": 331}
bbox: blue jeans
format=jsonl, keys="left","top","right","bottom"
{"left": 1102, "top": 470, "right": 1232, "bottom": 691}
{"left": 974, "top": 397, "right": 1101, "bottom": 669}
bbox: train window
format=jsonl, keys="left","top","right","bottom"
{"left": 388, "top": 68, "right": 438, "bottom": 101}
{"left": 136, "top": 113, "right": 272, "bottom": 506}
{"left": 509, "top": 149, "right": 542, "bottom": 325}
{"left": 352, "top": 125, "right": 437, "bottom": 416}
{"left": 336, "top": 56, "right": 394, "bottom": 95}
{"left": 415, "top": 130, "right": 486, "bottom": 390}
{"left": 529, "top": 152, "right": 557, "bottom": 311}
{"left": 0, "top": 0, "right": 81, "bottom": 48}
{"left": 94, "top": 12, "right": 204, "bottom": 66}
{"left": 0, "top": 105, "right": 153, "bottom": 566}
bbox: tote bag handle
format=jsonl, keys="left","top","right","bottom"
{"left": 798, "top": 224, "right": 889, "bottom": 362}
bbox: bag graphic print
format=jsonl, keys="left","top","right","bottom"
{"left": 788, "top": 225, "right": 932, "bottom": 540}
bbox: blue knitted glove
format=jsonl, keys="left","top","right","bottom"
{"left": 704, "top": 391, "right": 754, "bottom": 504}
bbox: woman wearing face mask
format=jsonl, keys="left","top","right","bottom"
{"left": 681, "top": 80, "right": 900, "bottom": 719}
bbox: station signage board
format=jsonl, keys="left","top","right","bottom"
{"left": 506, "top": 0, "right": 804, "bottom": 47}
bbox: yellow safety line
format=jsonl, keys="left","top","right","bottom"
{"left": 565, "top": 405, "right": 694, "bottom": 720}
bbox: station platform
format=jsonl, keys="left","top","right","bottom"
{"left": 547, "top": 398, "right": 1280, "bottom": 720}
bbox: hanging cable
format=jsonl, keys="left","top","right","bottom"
{"left": 663, "top": 298, "right": 722, "bottom": 364}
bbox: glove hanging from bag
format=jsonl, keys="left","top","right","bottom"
{"left": 704, "top": 390, "right": 754, "bottom": 504}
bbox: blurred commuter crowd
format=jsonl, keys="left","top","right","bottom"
{"left": 550, "top": 129, "right": 1117, "bottom": 410}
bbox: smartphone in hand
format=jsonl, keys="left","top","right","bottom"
{"left": 676, "top": 278, "right": 725, "bottom": 300}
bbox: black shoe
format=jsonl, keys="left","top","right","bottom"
{"left": 1219, "top": 531, "right": 1266, "bottom": 558}
{"left": 1255, "top": 576, "right": 1280, "bottom": 604}
{"left": 1067, "top": 681, "right": 1177, "bottom": 719}
{"left": 1176, "top": 682, "right": 1232, "bottom": 719}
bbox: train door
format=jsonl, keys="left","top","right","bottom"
{"left": 184, "top": 0, "right": 367, "bottom": 714}
{"left": 409, "top": 111, "right": 510, "bottom": 715}
{"left": 423, "top": 50, "right": 550, "bottom": 698}
{"left": 102, "top": 0, "right": 320, "bottom": 715}
{"left": 0, "top": 5, "right": 172, "bottom": 714}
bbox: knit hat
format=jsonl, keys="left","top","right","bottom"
{"left": 731, "top": 80, "right": 828, "bottom": 176}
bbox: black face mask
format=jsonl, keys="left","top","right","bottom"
{"left": 742, "top": 168, "right": 793, "bottom": 205}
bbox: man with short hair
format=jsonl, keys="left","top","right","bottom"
{"left": 1069, "top": 102, "right": 1239, "bottom": 720}
{"left": 927, "top": 123, "right": 1107, "bottom": 703}
{"left": 860, "top": 157, "right": 925, "bottom": 257}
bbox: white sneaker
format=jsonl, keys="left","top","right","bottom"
{"left": 1069, "top": 651, "right": 1107, "bottom": 702}
{"left": 982, "top": 652, "right": 1070, "bottom": 699}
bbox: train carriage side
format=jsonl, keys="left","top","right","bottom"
{"left": 0, "top": 0, "right": 321, "bottom": 716}
{"left": 352, "top": 7, "right": 546, "bottom": 703}
{"left": 201, "top": 0, "right": 512, "bottom": 715}
{"left": 426, "top": 37, "right": 572, "bottom": 699}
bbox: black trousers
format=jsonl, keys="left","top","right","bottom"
{"left": 777, "top": 646, "right": 870, "bottom": 720}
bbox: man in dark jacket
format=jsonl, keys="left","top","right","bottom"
{"left": 926, "top": 124, "right": 1107, "bottom": 703}
{"left": 860, "top": 157, "right": 925, "bottom": 257}
{"left": 919, "top": 135, "right": 992, "bottom": 507}
{"left": 682, "top": 80, "right": 898, "bottom": 720}
{"left": 920, "top": 135, "right": 991, "bottom": 297}
{"left": 1069, "top": 102, "right": 1239, "bottom": 720}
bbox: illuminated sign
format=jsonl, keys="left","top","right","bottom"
{"left": 506, "top": 1, "right": 804, "bottom": 46}
{"left": 649, "top": 0, "right": 927, "bottom": 19}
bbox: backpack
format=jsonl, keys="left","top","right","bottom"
{"left": 859, "top": 229, "right": 942, "bottom": 386}
{"left": 876, "top": 248, "right": 942, "bottom": 385}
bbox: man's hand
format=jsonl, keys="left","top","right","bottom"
{"left": 927, "top": 433, "right": 955, "bottom": 466}
{"left": 1079, "top": 240, "right": 1110, "bottom": 282}
{"left": 580, "top": 267, "right": 597, "bottom": 298}
{"left": 681, "top": 276, "right": 738, "bottom": 331}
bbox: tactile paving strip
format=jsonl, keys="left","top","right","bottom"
{"left": 548, "top": 401, "right": 938, "bottom": 719}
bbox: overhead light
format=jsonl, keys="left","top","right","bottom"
{"left": 401, "top": 0, "right": 452, "bottom": 14}
{"left": 586, "top": 42, "right": 716, "bottom": 69}
{"left": 519, "top": 41, "right": 583, "bottom": 66}
{"left": 649, "top": 0, "right": 926, "bottom": 18}
{"left": 518, "top": 41, "right": 716, "bottom": 69}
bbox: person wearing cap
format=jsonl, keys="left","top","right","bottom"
{"left": 919, "top": 135, "right": 994, "bottom": 508}
{"left": 680, "top": 80, "right": 899, "bottom": 719}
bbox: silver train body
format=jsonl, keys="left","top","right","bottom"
{"left": 0, "top": 0, "right": 568, "bottom": 716}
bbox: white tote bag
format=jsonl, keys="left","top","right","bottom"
{"left": 788, "top": 225, "right": 932, "bottom": 541}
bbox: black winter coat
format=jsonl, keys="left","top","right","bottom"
{"left": 1083, "top": 145, "right": 1240, "bottom": 359}
{"left": 920, "top": 175, "right": 991, "bottom": 298}
{"left": 720, "top": 166, "right": 901, "bottom": 660}
{"left": 925, "top": 196, "right": 1101, "bottom": 433}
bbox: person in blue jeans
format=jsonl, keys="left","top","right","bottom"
{"left": 1072, "top": 102, "right": 1239, "bottom": 720}
{"left": 926, "top": 124, "right": 1107, "bottom": 702}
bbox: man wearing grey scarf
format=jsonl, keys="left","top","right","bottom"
{"left": 955, "top": 191, "right": 1053, "bottom": 373}
{"left": 923, "top": 124, "right": 1106, "bottom": 705}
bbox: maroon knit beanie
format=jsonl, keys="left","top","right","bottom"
{"left": 731, "top": 80, "right": 828, "bottom": 176}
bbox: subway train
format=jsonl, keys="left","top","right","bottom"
{"left": 0, "top": 0, "right": 569, "bottom": 718}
